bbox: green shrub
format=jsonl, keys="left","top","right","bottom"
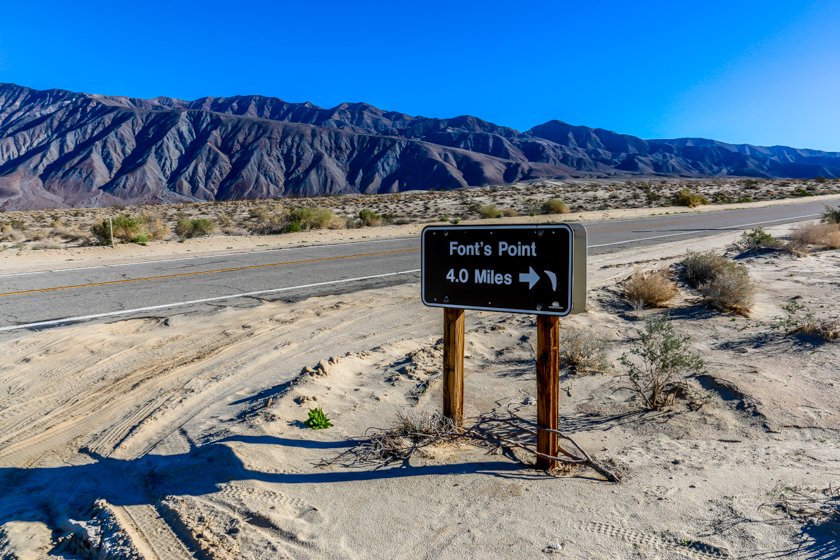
{"left": 791, "top": 187, "right": 813, "bottom": 197}
{"left": 477, "top": 204, "right": 503, "bottom": 219}
{"left": 619, "top": 316, "right": 705, "bottom": 410}
{"left": 734, "top": 227, "right": 782, "bottom": 251}
{"left": 90, "top": 214, "right": 144, "bottom": 245}
{"left": 304, "top": 407, "right": 333, "bottom": 429}
{"left": 681, "top": 252, "right": 731, "bottom": 287}
{"left": 681, "top": 252, "right": 755, "bottom": 315}
{"left": 358, "top": 208, "right": 382, "bottom": 227}
{"left": 672, "top": 188, "right": 709, "bottom": 208}
{"left": 286, "top": 207, "right": 335, "bottom": 231}
{"left": 698, "top": 262, "right": 755, "bottom": 316}
{"left": 822, "top": 205, "right": 840, "bottom": 224}
{"left": 175, "top": 217, "right": 216, "bottom": 240}
{"left": 541, "top": 198, "right": 570, "bottom": 215}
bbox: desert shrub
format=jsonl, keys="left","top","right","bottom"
{"left": 822, "top": 205, "right": 840, "bottom": 224}
{"left": 249, "top": 206, "right": 287, "bottom": 234}
{"left": 619, "top": 316, "right": 705, "bottom": 410}
{"left": 90, "top": 214, "right": 145, "bottom": 244}
{"left": 541, "top": 198, "right": 570, "bottom": 214}
{"left": 500, "top": 208, "right": 519, "bottom": 217}
{"left": 477, "top": 204, "right": 503, "bottom": 219}
{"left": 358, "top": 208, "right": 382, "bottom": 226}
{"left": 698, "top": 262, "right": 755, "bottom": 315}
{"left": 140, "top": 213, "right": 170, "bottom": 240}
{"left": 672, "top": 188, "right": 708, "bottom": 208}
{"left": 522, "top": 199, "right": 541, "bottom": 216}
{"left": 560, "top": 327, "right": 611, "bottom": 373}
{"left": 624, "top": 269, "right": 679, "bottom": 309}
{"left": 304, "top": 407, "right": 333, "bottom": 429}
{"left": 733, "top": 227, "right": 782, "bottom": 252}
{"left": 0, "top": 223, "right": 23, "bottom": 242}
{"left": 249, "top": 206, "right": 271, "bottom": 221}
{"left": 681, "top": 252, "right": 755, "bottom": 315}
{"left": 218, "top": 213, "right": 233, "bottom": 228}
{"left": 791, "top": 223, "right": 840, "bottom": 249}
{"left": 175, "top": 217, "right": 215, "bottom": 240}
{"left": 681, "top": 252, "right": 731, "bottom": 287}
{"left": 776, "top": 300, "right": 839, "bottom": 342}
{"left": 286, "top": 207, "right": 335, "bottom": 231}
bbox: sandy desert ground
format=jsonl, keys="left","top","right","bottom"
{"left": 0, "top": 217, "right": 838, "bottom": 559}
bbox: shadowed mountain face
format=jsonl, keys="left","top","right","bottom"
{"left": 1, "top": 82, "right": 839, "bottom": 209}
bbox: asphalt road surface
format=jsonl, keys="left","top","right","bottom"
{"left": 0, "top": 199, "right": 832, "bottom": 334}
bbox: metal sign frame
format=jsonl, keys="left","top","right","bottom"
{"left": 421, "top": 223, "right": 587, "bottom": 317}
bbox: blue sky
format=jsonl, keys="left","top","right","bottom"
{"left": 1, "top": 1, "right": 839, "bottom": 150}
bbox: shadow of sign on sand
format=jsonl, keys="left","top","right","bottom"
{"left": 0, "top": 436, "right": 527, "bottom": 529}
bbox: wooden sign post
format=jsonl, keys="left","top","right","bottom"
{"left": 422, "top": 224, "right": 587, "bottom": 470}
{"left": 536, "top": 315, "right": 560, "bottom": 469}
{"left": 443, "top": 308, "right": 465, "bottom": 428}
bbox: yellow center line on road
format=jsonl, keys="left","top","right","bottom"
{"left": 0, "top": 247, "right": 418, "bottom": 298}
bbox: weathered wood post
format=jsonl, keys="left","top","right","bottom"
{"left": 536, "top": 315, "right": 560, "bottom": 469}
{"left": 443, "top": 308, "right": 465, "bottom": 428}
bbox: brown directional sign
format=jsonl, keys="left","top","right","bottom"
{"left": 421, "top": 224, "right": 586, "bottom": 316}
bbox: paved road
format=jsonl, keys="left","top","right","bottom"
{"left": 0, "top": 198, "right": 832, "bottom": 333}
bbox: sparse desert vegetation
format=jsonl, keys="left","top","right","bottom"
{"left": 672, "top": 187, "right": 709, "bottom": 208}
{"left": 792, "top": 222, "right": 840, "bottom": 249}
{"left": 623, "top": 269, "right": 679, "bottom": 309}
{"left": 776, "top": 300, "right": 840, "bottom": 343}
{"left": 559, "top": 326, "right": 612, "bottom": 374}
{"left": 619, "top": 316, "right": 705, "bottom": 410}
{"left": 681, "top": 251, "right": 756, "bottom": 315}
{"left": 2, "top": 177, "right": 839, "bottom": 251}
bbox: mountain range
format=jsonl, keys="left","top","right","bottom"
{"left": 1, "top": 82, "right": 839, "bottom": 210}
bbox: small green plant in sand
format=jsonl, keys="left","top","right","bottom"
{"left": 734, "top": 227, "right": 782, "bottom": 252}
{"left": 775, "top": 300, "right": 839, "bottom": 343}
{"left": 305, "top": 407, "right": 333, "bottom": 429}
{"left": 620, "top": 316, "right": 705, "bottom": 410}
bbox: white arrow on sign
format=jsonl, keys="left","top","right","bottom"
{"left": 544, "top": 270, "right": 557, "bottom": 291}
{"left": 519, "top": 266, "right": 540, "bottom": 289}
